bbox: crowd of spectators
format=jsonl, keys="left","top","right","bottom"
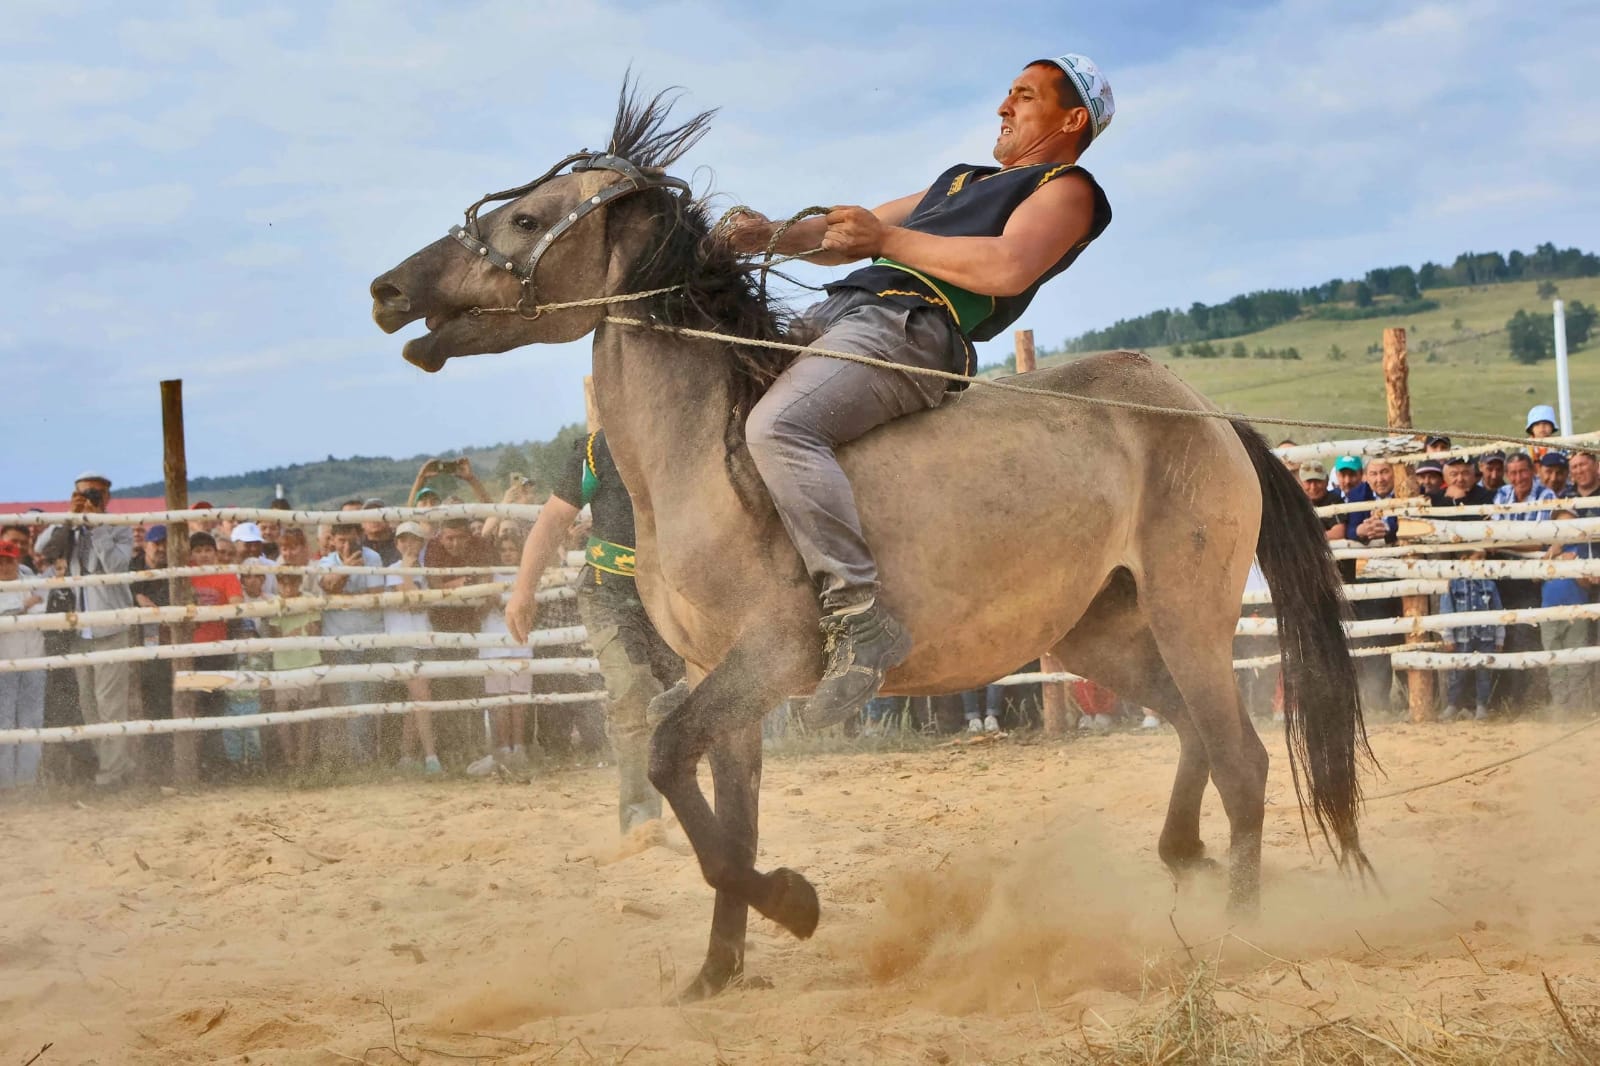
{"left": 1273, "top": 402, "right": 1600, "bottom": 723}
{"left": 0, "top": 459, "right": 604, "bottom": 793}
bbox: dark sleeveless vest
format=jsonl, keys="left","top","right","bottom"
{"left": 829, "top": 162, "right": 1111, "bottom": 383}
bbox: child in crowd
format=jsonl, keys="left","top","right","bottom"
{"left": 384, "top": 523, "right": 441, "bottom": 774}
{"left": 1439, "top": 550, "right": 1503, "bottom": 721}
{"left": 0, "top": 538, "right": 47, "bottom": 789}
{"left": 268, "top": 570, "right": 322, "bottom": 768}
{"left": 220, "top": 571, "right": 270, "bottom": 768}
{"left": 469, "top": 527, "right": 532, "bottom": 776}
{"left": 1540, "top": 509, "right": 1594, "bottom": 717}
{"left": 188, "top": 532, "right": 244, "bottom": 774}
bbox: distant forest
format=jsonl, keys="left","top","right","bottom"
{"left": 1060, "top": 243, "right": 1599, "bottom": 354}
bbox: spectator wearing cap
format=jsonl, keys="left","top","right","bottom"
{"left": 231, "top": 521, "right": 277, "bottom": 596}
{"left": 1493, "top": 452, "right": 1555, "bottom": 521}
{"left": 35, "top": 471, "right": 138, "bottom": 788}
{"left": 1332, "top": 455, "right": 1364, "bottom": 500}
{"left": 1294, "top": 461, "right": 1343, "bottom": 537}
{"left": 1425, "top": 435, "right": 1452, "bottom": 456}
{"left": 319, "top": 522, "right": 387, "bottom": 764}
{"left": 1479, "top": 451, "right": 1506, "bottom": 495}
{"left": 1413, "top": 460, "right": 1445, "bottom": 497}
{"left": 0, "top": 538, "right": 48, "bottom": 789}
{"left": 359, "top": 497, "right": 401, "bottom": 566}
{"left": 190, "top": 501, "right": 218, "bottom": 535}
{"left": 383, "top": 522, "right": 441, "bottom": 774}
{"left": 1341, "top": 459, "right": 1401, "bottom": 712}
{"left": 1429, "top": 456, "right": 1494, "bottom": 511}
{"left": 1539, "top": 452, "right": 1572, "bottom": 497}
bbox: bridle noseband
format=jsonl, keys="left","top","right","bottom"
{"left": 448, "top": 150, "right": 691, "bottom": 319}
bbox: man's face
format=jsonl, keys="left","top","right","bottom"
{"left": 1366, "top": 462, "right": 1394, "bottom": 495}
{"left": 498, "top": 538, "right": 521, "bottom": 566}
{"left": 241, "top": 573, "right": 266, "bottom": 598}
{"left": 1416, "top": 469, "right": 1443, "bottom": 493}
{"left": 363, "top": 519, "right": 391, "bottom": 541}
{"left": 0, "top": 554, "right": 17, "bottom": 581}
{"left": 145, "top": 540, "right": 167, "bottom": 568}
{"left": 1445, "top": 462, "right": 1477, "bottom": 495}
{"left": 439, "top": 526, "right": 469, "bottom": 556}
{"left": 1481, "top": 461, "right": 1505, "bottom": 490}
{"left": 191, "top": 544, "right": 217, "bottom": 566}
{"left": 994, "top": 65, "right": 1086, "bottom": 165}
{"left": 1507, "top": 458, "right": 1535, "bottom": 495}
{"left": 236, "top": 540, "right": 263, "bottom": 560}
{"left": 1334, "top": 468, "right": 1362, "bottom": 494}
{"left": 1543, "top": 465, "right": 1569, "bottom": 493}
{"left": 1531, "top": 421, "right": 1557, "bottom": 439}
{"left": 279, "top": 575, "right": 304, "bottom": 598}
{"left": 1, "top": 528, "right": 29, "bottom": 556}
{"left": 334, "top": 530, "right": 363, "bottom": 558}
{"left": 260, "top": 520, "right": 282, "bottom": 542}
{"left": 1300, "top": 477, "right": 1325, "bottom": 501}
{"left": 1571, "top": 453, "right": 1598, "bottom": 490}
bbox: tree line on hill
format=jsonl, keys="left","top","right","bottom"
{"left": 119, "top": 423, "right": 589, "bottom": 508}
{"left": 1059, "top": 243, "right": 1598, "bottom": 354}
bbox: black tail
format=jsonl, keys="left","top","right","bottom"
{"left": 1233, "top": 422, "right": 1375, "bottom": 872}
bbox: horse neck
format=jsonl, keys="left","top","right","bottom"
{"left": 589, "top": 321, "right": 739, "bottom": 508}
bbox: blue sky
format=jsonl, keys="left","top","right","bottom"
{"left": 5, "top": 0, "right": 1597, "bottom": 498}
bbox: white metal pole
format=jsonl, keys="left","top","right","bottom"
{"left": 1554, "top": 299, "right": 1573, "bottom": 436}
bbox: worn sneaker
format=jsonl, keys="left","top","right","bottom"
{"left": 1441, "top": 705, "right": 1459, "bottom": 722}
{"left": 803, "top": 601, "right": 912, "bottom": 730}
{"left": 967, "top": 718, "right": 984, "bottom": 734}
{"left": 423, "top": 755, "right": 443, "bottom": 775}
{"left": 1141, "top": 714, "right": 1161, "bottom": 730}
{"left": 1474, "top": 704, "right": 1490, "bottom": 721}
{"left": 983, "top": 714, "right": 1001, "bottom": 733}
{"left": 465, "top": 753, "right": 498, "bottom": 777}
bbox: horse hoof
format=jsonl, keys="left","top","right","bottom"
{"left": 675, "top": 967, "right": 734, "bottom": 1003}
{"left": 764, "top": 867, "right": 820, "bottom": 939}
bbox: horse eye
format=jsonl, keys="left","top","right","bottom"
{"left": 513, "top": 214, "right": 538, "bottom": 231}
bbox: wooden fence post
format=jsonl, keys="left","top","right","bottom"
{"left": 1013, "top": 329, "right": 1074, "bottom": 734}
{"left": 161, "top": 380, "right": 198, "bottom": 784}
{"left": 1382, "top": 328, "right": 1436, "bottom": 723}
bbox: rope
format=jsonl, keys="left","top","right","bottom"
{"left": 1366, "top": 716, "right": 1600, "bottom": 801}
{"left": 601, "top": 315, "right": 1558, "bottom": 447}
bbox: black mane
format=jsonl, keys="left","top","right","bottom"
{"left": 605, "top": 79, "right": 797, "bottom": 497}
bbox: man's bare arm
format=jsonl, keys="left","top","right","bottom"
{"left": 725, "top": 189, "right": 926, "bottom": 266}
{"left": 820, "top": 174, "right": 1097, "bottom": 297}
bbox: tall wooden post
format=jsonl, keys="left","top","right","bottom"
{"left": 1014, "top": 330, "right": 1074, "bottom": 734}
{"left": 1382, "top": 329, "right": 1435, "bottom": 723}
{"left": 161, "top": 380, "right": 198, "bottom": 784}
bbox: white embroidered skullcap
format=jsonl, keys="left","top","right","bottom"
{"left": 1046, "top": 54, "right": 1115, "bottom": 144}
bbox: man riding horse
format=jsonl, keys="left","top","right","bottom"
{"left": 726, "top": 54, "right": 1115, "bottom": 722}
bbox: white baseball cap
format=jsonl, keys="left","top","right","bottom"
{"left": 395, "top": 521, "right": 426, "bottom": 541}
{"left": 1043, "top": 54, "right": 1115, "bottom": 144}
{"left": 230, "top": 522, "right": 264, "bottom": 543}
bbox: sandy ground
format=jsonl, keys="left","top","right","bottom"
{"left": 4, "top": 719, "right": 1600, "bottom": 1064}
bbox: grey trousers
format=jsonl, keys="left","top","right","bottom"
{"left": 71, "top": 629, "right": 135, "bottom": 785}
{"left": 746, "top": 289, "right": 959, "bottom": 609}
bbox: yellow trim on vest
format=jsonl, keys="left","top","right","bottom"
{"left": 947, "top": 171, "right": 970, "bottom": 195}
{"left": 1036, "top": 162, "right": 1077, "bottom": 187}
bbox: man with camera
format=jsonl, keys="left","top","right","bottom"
{"left": 36, "top": 471, "right": 137, "bottom": 787}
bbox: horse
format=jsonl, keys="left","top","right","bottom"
{"left": 369, "top": 83, "right": 1373, "bottom": 1000}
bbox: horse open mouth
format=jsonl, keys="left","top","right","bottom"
{"left": 402, "top": 318, "right": 459, "bottom": 373}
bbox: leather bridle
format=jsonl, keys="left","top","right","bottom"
{"left": 448, "top": 150, "right": 691, "bottom": 319}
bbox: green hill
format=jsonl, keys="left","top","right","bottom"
{"left": 119, "top": 425, "right": 587, "bottom": 509}
{"left": 1034, "top": 278, "right": 1600, "bottom": 444}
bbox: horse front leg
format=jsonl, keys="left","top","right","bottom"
{"left": 677, "top": 719, "right": 764, "bottom": 1001}
{"left": 648, "top": 639, "right": 819, "bottom": 944}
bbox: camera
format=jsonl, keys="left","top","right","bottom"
{"left": 81, "top": 487, "right": 105, "bottom": 507}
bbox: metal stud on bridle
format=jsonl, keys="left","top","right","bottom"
{"left": 448, "top": 151, "right": 691, "bottom": 320}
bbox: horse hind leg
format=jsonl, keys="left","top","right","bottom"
{"left": 1142, "top": 592, "right": 1270, "bottom": 916}
{"left": 1052, "top": 575, "right": 1215, "bottom": 880}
